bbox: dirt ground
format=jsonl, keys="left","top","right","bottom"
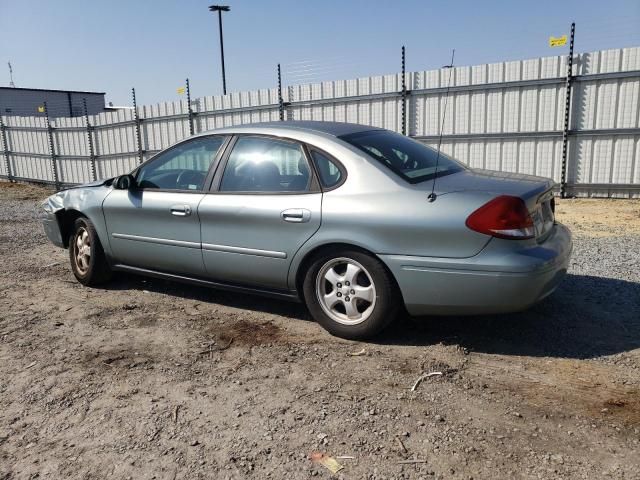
{"left": 1, "top": 181, "right": 639, "bottom": 480}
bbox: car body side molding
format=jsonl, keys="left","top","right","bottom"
{"left": 111, "top": 232, "right": 201, "bottom": 249}
{"left": 201, "top": 243, "right": 287, "bottom": 259}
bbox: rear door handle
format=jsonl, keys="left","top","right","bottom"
{"left": 170, "top": 204, "right": 191, "bottom": 217}
{"left": 281, "top": 208, "right": 311, "bottom": 223}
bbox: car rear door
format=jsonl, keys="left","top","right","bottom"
{"left": 102, "top": 136, "right": 227, "bottom": 275}
{"left": 198, "top": 135, "right": 322, "bottom": 290}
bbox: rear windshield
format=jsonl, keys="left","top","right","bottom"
{"left": 339, "top": 130, "right": 465, "bottom": 184}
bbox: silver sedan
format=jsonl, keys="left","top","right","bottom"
{"left": 41, "top": 121, "right": 572, "bottom": 339}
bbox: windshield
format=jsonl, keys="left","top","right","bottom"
{"left": 339, "top": 130, "right": 465, "bottom": 183}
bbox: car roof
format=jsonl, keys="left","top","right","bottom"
{"left": 202, "top": 121, "right": 383, "bottom": 137}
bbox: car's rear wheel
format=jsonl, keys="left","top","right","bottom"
{"left": 303, "top": 249, "right": 398, "bottom": 339}
{"left": 69, "top": 217, "right": 112, "bottom": 286}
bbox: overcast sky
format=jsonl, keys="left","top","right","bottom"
{"left": 1, "top": 0, "right": 639, "bottom": 106}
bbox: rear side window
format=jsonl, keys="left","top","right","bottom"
{"left": 310, "top": 150, "right": 343, "bottom": 189}
{"left": 220, "top": 136, "right": 311, "bottom": 192}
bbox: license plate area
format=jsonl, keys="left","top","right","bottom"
{"left": 532, "top": 191, "right": 555, "bottom": 238}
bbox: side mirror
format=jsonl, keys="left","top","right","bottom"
{"left": 114, "top": 174, "right": 135, "bottom": 190}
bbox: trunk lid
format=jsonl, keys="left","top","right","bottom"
{"left": 432, "top": 168, "right": 554, "bottom": 199}
{"left": 429, "top": 168, "right": 556, "bottom": 240}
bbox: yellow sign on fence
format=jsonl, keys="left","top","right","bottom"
{"left": 176, "top": 87, "right": 186, "bottom": 95}
{"left": 549, "top": 35, "right": 567, "bottom": 47}
{"left": 37, "top": 105, "right": 45, "bottom": 113}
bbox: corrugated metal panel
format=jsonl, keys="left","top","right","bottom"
{"left": 1, "top": 47, "right": 639, "bottom": 197}
{"left": 0, "top": 122, "right": 6, "bottom": 177}
{"left": 98, "top": 155, "right": 140, "bottom": 180}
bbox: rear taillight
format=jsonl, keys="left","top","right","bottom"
{"left": 466, "top": 195, "right": 535, "bottom": 240}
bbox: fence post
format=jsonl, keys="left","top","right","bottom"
{"left": 401, "top": 45, "right": 407, "bottom": 136}
{"left": 277, "top": 64, "right": 284, "bottom": 121}
{"left": 186, "top": 78, "right": 195, "bottom": 136}
{"left": 44, "top": 102, "right": 60, "bottom": 190}
{"left": 83, "top": 99, "right": 97, "bottom": 181}
{"left": 132, "top": 88, "right": 144, "bottom": 165}
{"left": 0, "top": 115, "right": 12, "bottom": 182}
{"left": 560, "top": 22, "right": 576, "bottom": 198}
{"left": 287, "top": 86, "right": 294, "bottom": 120}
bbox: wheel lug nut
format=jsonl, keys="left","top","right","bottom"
{"left": 337, "top": 292, "right": 342, "bottom": 297}
{"left": 345, "top": 296, "right": 350, "bottom": 301}
{"left": 345, "top": 281, "right": 350, "bottom": 286}
{"left": 350, "top": 289, "right": 355, "bottom": 294}
{"left": 337, "top": 283, "right": 342, "bottom": 288}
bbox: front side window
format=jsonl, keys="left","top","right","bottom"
{"left": 136, "top": 136, "right": 225, "bottom": 191}
{"left": 220, "top": 136, "right": 311, "bottom": 192}
{"left": 339, "top": 130, "right": 465, "bottom": 184}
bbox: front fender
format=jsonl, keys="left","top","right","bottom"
{"left": 40, "top": 185, "right": 113, "bottom": 255}
{"left": 40, "top": 197, "right": 66, "bottom": 248}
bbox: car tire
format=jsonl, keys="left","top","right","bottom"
{"left": 303, "top": 249, "right": 399, "bottom": 339}
{"left": 68, "top": 217, "right": 112, "bottom": 286}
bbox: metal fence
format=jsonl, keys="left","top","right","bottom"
{"left": 1, "top": 46, "right": 639, "bottom": 198}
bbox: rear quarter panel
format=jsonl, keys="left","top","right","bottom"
{"left": 282, "top": 133, "right": 502, "bottom": 290}
{"left": 316, "top": 187, "right": 492, "bottom": 258}
{"left": 294, "top": 133, "right": 494, "bottom": 261}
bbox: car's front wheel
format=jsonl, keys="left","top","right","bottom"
{"left": 69, "top": 217, "right": 112, "bottom": 286}
{"left": 303, "top": 249, "right": 398, "bottom": 339}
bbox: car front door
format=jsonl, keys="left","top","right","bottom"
{"left": 102, "top": 135, "right": 227, "bottom": 275}
{"left": 198, "top": 135, "right": 322, "bottom": 290}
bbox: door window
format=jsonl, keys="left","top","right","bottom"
{"left": 136, "top": 136, "right": 225, "bottom": 191}
{"left": 219, "top": 136, "right": 310, "bottom": 192}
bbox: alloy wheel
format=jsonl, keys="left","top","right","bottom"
{"left": 315, "top": 257, "right": 377, "bottom": 325}
{"left": 74, "top": 227, "right": 91, "bottom": 274}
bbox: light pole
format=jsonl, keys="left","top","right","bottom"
{"left": 208, "top": 5, "right": 230, "bottom": 95}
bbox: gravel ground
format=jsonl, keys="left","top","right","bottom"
{"left": 0, "top": 181, "right": 639, "bottom": 480}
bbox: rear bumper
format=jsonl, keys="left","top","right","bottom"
{"left": 380, "top": 223, "right": 572, "bottom": 316}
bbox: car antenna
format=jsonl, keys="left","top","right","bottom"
{"left": 428, "top": 49, "right": 455, "bottom": 203}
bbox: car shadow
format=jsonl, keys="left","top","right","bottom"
{"left": 379, "top": 274, "right": 640, "bottom": 360}
{"left": 101, "top": 273, "right": 639, "bottom": 360}
{"left": 102, "top": 274, "right": 311, "bottom": 321}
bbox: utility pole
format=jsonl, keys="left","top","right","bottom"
{"left": 8, "top": 62, "right": 15, "bottom": 87}
{"left": 208, "top": 5, "right": 230, "bottom": 95}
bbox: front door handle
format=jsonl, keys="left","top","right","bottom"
{"left": 170, "top": 204, "right": 191, "bottom": 217}
{"left": 281, "top": 208, "right": 311, "bottom": 223}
